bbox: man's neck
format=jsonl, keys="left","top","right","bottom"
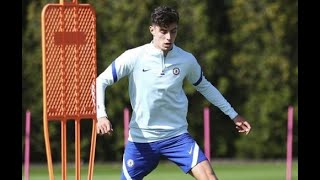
{"left": 151, "top": 41, "right": 172, "bottom": 56}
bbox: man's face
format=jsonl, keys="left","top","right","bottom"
{"left": 149, "top": 23, "right": 178, "bottom": 53}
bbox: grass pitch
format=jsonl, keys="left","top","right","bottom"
{"left": 23, "top": 160, "right": 298, "bottom": 180}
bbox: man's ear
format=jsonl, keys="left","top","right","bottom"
{"left": 149, "top": 25, "right": 155, "bottom": 35}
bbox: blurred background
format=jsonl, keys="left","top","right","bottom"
{"left": 22, "top": 0, "right": 298, "bottom": 175}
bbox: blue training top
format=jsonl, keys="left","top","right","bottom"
{"left": 96, "top": 42, "right": 238, "bottom": 143}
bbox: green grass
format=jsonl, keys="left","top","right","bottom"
{"left": 23, "top": 160, "right": 298, "bottom": 180}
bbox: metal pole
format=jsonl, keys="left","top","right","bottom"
{"left": 124, "top": 108, "right": 129, "bottom": 145}
{"left": 204, "top": 107, "right": 211, "bottom": 161}
{"left": 24, "top": 110, "right": 31, "bottom": 180}
{"left": 286, "top": 106, "right": 294, "bottom": 180}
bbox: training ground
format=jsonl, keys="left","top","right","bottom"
{"left": 22, "top": 159, "right": 298, "bottom": 180}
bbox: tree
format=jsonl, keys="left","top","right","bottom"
{"left": 228, "top": 0, "right": 298, "bottom": 158}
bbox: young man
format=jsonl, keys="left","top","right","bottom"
{"left": 95, "top": 5, "right": 251, "bottom": 180}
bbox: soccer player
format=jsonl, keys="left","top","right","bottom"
{"left": 95, "top": 5, "right": 251, "bottom": 180}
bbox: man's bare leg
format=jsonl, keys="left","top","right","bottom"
{"left": 188, "top": 160, "right": 218, "bottom": 180}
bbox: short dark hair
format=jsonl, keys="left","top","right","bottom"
{"left": 151, "top": 6, "right": 179, "bottom": 27}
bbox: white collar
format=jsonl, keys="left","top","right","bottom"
{"left": 147, "top": 41, "right": 176, "bottom": 56}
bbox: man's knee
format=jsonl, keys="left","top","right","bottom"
{"left": 189, "top": 160, "right": 218, "bottom": 180}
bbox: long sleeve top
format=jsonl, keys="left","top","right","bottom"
{"left": 96, "top": 42, "right": 238, "bottom": 143}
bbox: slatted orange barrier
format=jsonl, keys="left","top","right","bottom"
{"left": 41, "top": 0, "right": 97, "bottom": 179}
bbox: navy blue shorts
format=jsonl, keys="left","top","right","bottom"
{"left": 121, "top": 133, "right": 208, "bottom": 180}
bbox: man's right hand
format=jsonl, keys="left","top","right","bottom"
{"left": 96, "top": 117, "right": 113, "bottom": 136}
